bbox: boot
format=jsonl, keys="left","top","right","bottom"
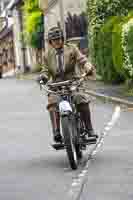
{"left": 49, "top": 110, "right": 63, "bottom": 143}
{"left": 77, "top": 103, "right": 98, "bottom": 138}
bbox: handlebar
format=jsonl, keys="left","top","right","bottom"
{"left": 47, "top": 80, "right": 72, "bottom": 88}
{"left": 40, "top": 84, "right": 57, "bottom": 94}
{"left": 39, "top": 73, "right": 87, "bottom": 94}
{"left": 47, "top": 73, "right": 87, "bottom": 87}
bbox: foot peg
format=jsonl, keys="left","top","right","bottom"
{"left": 84, "top": 137, "right": 97, "bottom": 144}
{"left": 80, "top": 136, "right": 97, "bottom": 145}
{"left": 51, "top": 142, "right": 65, "bottom": 150}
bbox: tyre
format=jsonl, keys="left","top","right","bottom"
{"left": 0, "top": 72, "right": 2, "bottom": 79}
{"left": 72, "top": 120, "right": 83, "bottom": 160}
{"left": 75, "top": 144, "right": 83, "bottom": 159}
{"left": 61, "top": 116, "right": 78, "bottom": 170}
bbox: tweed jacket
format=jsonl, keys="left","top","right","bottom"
{"left": 42, "top": 43, "right": 93, "bottom": 81}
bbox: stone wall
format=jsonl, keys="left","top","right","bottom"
{"left": 0, "top": 28, "right": 15, "bottom": 74}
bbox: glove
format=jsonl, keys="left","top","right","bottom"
{"left": 86, "top": 69, "right": 93, "bottom": 76}
{"left": 37, "top": 74, "right": 48, "bottom": 84}
{"left": 86, "top": 65, "right": 95, "bottom": 76}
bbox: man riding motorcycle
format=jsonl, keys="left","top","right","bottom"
{"left": 38, "top": 27, "right": 98, "bottom": 143}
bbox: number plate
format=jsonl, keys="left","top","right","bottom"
{"left": 59, "top": 101, "right": 72, "bottom": 113}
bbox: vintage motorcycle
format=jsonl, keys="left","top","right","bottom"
{"left": 40, "top": 74, "right": 97, "bottom": 170}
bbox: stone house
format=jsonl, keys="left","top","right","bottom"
{"left": 9, "top": 0, "right": 32, "bottom": 73}
{"left": 39, "top": 0, "right": 88, "bottom": 52}
{"left": 0, "top": 0, "right": 16, "bottom": 77}
{"left": 9, "top": 0, "right": 45, "bottom": 74}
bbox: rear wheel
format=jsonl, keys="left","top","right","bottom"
{"left": 61, "top": 116, "right": 78, "bottom": 170}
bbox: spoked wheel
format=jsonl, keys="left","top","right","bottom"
{"left": 0, "top": 72, "right": 2, "bottom": 79}
{"left": 73, "top": 124, "right": 83, "bottom": 160}
{"left": 75, "top": 144, "right": 83, "bottom": 160}
{"left": 61, "top": 116, "right": 78, "bottom": 170}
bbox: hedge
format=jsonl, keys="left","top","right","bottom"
{"left": 122, "top": 17, "right": 133, "bottom": 79}
{"left": 87, "top": 0, "right": 133, "bottom": 82}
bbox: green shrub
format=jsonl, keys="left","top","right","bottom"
{"left": 112, "top": 13, "right": 133, "bottom": 77}
{"left": 122, "top": 17, "right": 133, "bottom": 79}
{"left": 86, "top": 0, "right": 133, "bottom": 82}
{"left": 94, "top": 16, "right": 125, "bottom": 82}
{"left": 22, "top": 0, "right": 39, "bottom": 12}
{"left": 96, "top": 13, "right": 133, "bottom": 82}
{"left": 23, "top": 0, "right": 44, "bottom": 49}
{"left": 112, "top": 18, "right": 124, "bottom": 77}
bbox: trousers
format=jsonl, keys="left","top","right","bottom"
{"left": 47, "top": 92, "right": 93, "bottom": 136}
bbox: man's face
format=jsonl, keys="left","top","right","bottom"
{"left": 51, "top": 38, "right": 64, "bottom": 49}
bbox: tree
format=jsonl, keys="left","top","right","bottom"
{"left": 22, "top": 0, "right": 44, "bottom": 49}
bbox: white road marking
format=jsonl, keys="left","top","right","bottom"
{"left": 68, "top": 106, "right": 121, "bottom": 200}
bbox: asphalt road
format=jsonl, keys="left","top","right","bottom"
{"left": 0, "top": 78, "right": 132, "bottom": 200}
{"left": 80, "top": 103, "right": 133, "bottom": 199}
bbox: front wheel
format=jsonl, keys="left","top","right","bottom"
{"left": 75, "top": 144, "right": 83, "bottom": 159}
{"left": 0, "top": 72, "right": 2, "bottom": 79}
{"left": 61, "top": 116, "right": 78, "bottom": 170}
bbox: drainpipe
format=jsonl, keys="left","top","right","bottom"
{"left": 39, "top": 0, "right": 66, "bottom": 40}
{"left": 18, "top": 9, "right": 27, "bottom": 73}
{"left": 59, "top": 0, "right": 66, "bottom": 40}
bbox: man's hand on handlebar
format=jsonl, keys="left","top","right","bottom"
{"left": 86, "top": 63, "right": 95, "bottom": 77}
